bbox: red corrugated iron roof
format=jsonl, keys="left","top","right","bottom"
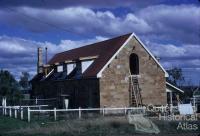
{"left": 48, "top": 33, "right": 132, "bottom": 78}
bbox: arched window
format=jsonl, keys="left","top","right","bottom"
{"left": 129, "top": 53, "right": 139, "bottom": 75}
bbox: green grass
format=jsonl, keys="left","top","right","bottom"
{"left": 0, "top": 116, "right": 29, "bottom": 132}
{"left": 0, "top": 116, "right": 200, "bottom": 136}
{"left": 0, "top": 116, "right": 134, "bottom": 136}
{"left": 0, "top": 116, "right": 40, "bottom": 136}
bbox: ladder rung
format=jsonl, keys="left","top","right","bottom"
{"left": 129, "top": 76, "right": 142, "bottom": 107}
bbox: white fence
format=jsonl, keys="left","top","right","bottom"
{"left": 0, "top": 105, "right": 197, "bottom": 123}
{"left": 28, "top": 107, "right": 146, "bottom": 122}
{"left": 0, "top": 105, "right": 48, "bottom": 120}
{"left": 0, "top": 106, "right": 146, "bottom": 122}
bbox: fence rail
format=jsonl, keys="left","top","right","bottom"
{"left": 0, "top": 104, "right": 198, "bottom": 123}
{"left": 28, "top": 106, "right": 146, "bottom": 122}
{"left": 0, "top": 105, "right": 146, "bottom": 122}
{"left": 0, "top": 105, "right": 49, "bottom": 120}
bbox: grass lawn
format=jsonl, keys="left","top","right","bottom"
{"left": 0, "top": 115, "right": 200, "bottom": 136}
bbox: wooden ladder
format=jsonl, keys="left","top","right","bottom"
{"left": 129, "top": 75, "right": 143, "bottom": 107}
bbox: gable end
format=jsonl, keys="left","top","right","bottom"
{"left": 97, "top": 33, "right": 168, "bottom": 78}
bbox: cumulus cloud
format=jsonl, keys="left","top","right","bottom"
{"left": 0, "top": 2, "right": 199, "bottom": 84}
{"left": 0, "top": 35, "right": 107, "bottom": 80}
{"left": 147, "top": 42, "right": 200, "bottom": 58}
{"left": 146, "top": 41, "right": 200, "bottom": 69}
{"left": 0, "top": 34, "right": 199, "bottom": 84}
{"left": 0, "top": 7, "right": 152, "bottom": 36}
{"left": 1, "top": 4, "right": 199, "bottom": 44}
{"left": 145, "top": 41, "right": 200, "bottom": 85}
{"left": 138, "top": 4, "right": 200, "bottom": 44}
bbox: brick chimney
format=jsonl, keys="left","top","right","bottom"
{"left": 37, "top": 47, "right": 43, "bottom": 74}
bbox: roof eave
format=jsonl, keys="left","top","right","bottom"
{"left": 166, "top": 82, "right": 184, "bottom": 93}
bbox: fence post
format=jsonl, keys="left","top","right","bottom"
{"left": 14, "top": 108, "right": 17, "bottom": 118}
{"left": 28, "top": 107, "right": 30, "bottom": 122}
{"left": 54, "top": 107, "right": 57, "bottom": 121}
{"left": 161, "top": 105, "right": 164, "bottom": 113}
{"left": 124, "top": 107, "right": 127, "bottom": 115}
{"left": 21, "top": 108, "right": 23, "bottom": 120}
{"left": 5, "top": 107, "right": 7, "bottom": 116}
{"left": 78, "top": 107, "right": 81, "bottom": 119}
{"left": 4, "top": 107, "right": 6, "bottom": 116}
{"left": 102, "top": 107, "right": 105, "bottom": 116}
{"left": 4, "top": 107, "right": 6, "bottom": 115}
{"left": 142, "top": 106, "right": 145, "bottom": 114}
{"left": 2, "top": 107, "right": 4, "bottom": 115}
{"left": 9, "top": 107, "right": 12, "bottom": 117}
{"left": 36, "top": 98, "right": 38, "bottom": 105}
{"left": 170, "top": 104, "right": 173, "bottom": 114}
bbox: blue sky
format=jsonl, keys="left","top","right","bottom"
{"left": 0, "top": 0, "right": 199, "bottom": 85}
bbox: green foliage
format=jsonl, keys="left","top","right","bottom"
{"left": 166, "top": 67, "right": 185, "bottom": 86}
{"left": 19, "top": 71, "right": 30, "bottom": 89}
{"left": 0, "top": 70, "right": 23, "bottom": 101}
{"left": 0, "top": 70, "right": 18, "bottom": 97}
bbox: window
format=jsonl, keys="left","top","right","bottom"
{"left": 57, "top": 65, "right": 63, "bottom": 72}
{"left": 81, "top": 60, "right": 94, "bottom": 73}
{"left": 67, "top": 63, "right": 76, "bottom": 75}
{"left": 129, "top": 53, "right": 139, "bottom": 75}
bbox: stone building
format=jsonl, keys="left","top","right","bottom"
{"left": 31, "top": 33, "right": 183, "bottom": 108}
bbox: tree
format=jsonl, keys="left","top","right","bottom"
{"left": 0, "top": 70, "right": 22, "bottom": 101}
{"left": 166, "top": 67, "right": 185, "bottom": 87}
{"left": 19, "top": 72, "right": 30, "bottom": 89}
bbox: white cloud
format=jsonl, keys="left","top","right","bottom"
{"left": 0, "top": 4, "right": 199, "bottom": 84}
{"left": 0, "top": 41, "right": 26, "bottom": 53}
{"left": 0, "top": 35, "right": 107, "bottom": 80}
{"left": 0, "top": 7, "right": 152, "bottom": 36}
{"left": 0, "top": 34, "right": 199, "bottom": 84}
{"left": 147, "top": 42, "right": 186, "bottom": 58}
{"left": 1, "top": 5, "right": 199, "bottom": 44}
{"left": 146, "top": 41, "right": 200, "bottom": 71}
{"left": 138, "top": 4, "right": 200, "bottom": 44}
{"left": 147, "top": 42, "right": 200, "bottom": 58}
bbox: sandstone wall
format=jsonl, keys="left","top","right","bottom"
{"left": 99, "top": 36, "right": 167, "bottom": 107}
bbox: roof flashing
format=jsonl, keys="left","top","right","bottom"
{"left": 79, "top": 55, "right": 98, "bottom": 61}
